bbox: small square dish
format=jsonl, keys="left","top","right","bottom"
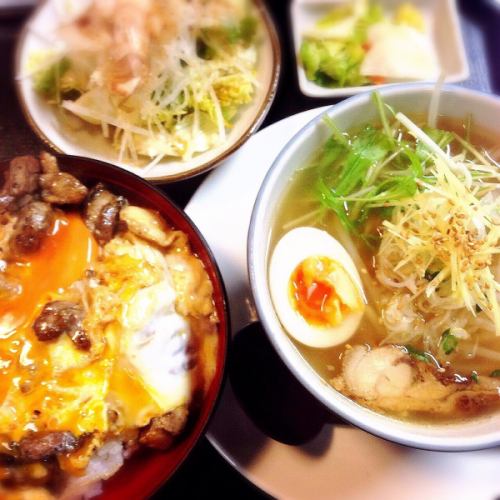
{"left": 291, "top": 0, "right": 469, "bottom": 98}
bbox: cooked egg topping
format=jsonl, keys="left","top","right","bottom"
{"left": 103, "top": 236, "right": 193, "bottom": 428}
{"left": 0, "top": 212, "right": 198, "bottom": 446}
{"left": 270, "top": 227, "right": 365, "bottom": 348}
{"left": 290, "top": 256, "right": 364, "bottom": 328}
{"left": 0, "top": 212, "right": 100, "bottom": 441}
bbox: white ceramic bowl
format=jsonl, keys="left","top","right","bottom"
{"left": 15, "top": 0, "right": 280, "bottom": 183}
{"left": 248, "top": 83, "right": 500, "bottom": 451}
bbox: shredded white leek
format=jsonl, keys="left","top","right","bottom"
{"left": 377, "top": 114, "right": 500, "bottom": 347}
{"left": 427, "top": 72, "right": 446, "bottom": 129}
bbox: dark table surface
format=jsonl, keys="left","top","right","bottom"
{"left": 1, "top": 1, "right": 499, "bottom": 498}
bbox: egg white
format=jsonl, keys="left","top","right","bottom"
{"left": 269, "top": 226, "right": 365, "bottom": 349}
{"left": 105, "top": 237, "right": 194, "bottom": 421}
{"left": 121, "top": 276, "right": 193, "bottom": 418}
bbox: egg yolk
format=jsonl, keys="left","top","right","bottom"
{"left": 0, "top": 212, "right": 99, "bottom": 441}
{"left": 289, "top": 256, "right": 363, "bottom": 328}
{"left": 0, "top": 212, "right": 183, "bottom": 448}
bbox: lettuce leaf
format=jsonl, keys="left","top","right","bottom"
{"left": 33, "top": 57, "right": 71, "bottom": 100}
{"left": 300, "top": 39, "right": 368, "bottom": 88}
{"left": 299, "top": 2, "right": 383, "bottom": 88}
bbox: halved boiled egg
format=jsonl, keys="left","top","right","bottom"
{"left": 269, "top": 227, "right": 366, "bottom": 348}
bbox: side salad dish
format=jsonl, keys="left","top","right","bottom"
{"left": 27, "top": 0, "right": 260, "bottom": 167}
{"left": 299, "top": 0, "right": 440, "bottom": 88}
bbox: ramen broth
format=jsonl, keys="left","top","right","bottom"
{"left": 270, "top": 116, "right": 500, "bottom": 421}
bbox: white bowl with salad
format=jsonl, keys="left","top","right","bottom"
{"left": 292, "top": 0, "right": 469, "bottom": 97}
{"left": 15, "top": 0, "right": 280, "bottom": 183}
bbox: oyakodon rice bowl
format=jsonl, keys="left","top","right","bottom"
{"left": 249, "top": 84, "right": 500, "bottom": 451}
{"left": 0, "top": 153, "right": 227, "bottom": 498}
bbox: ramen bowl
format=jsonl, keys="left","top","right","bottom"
{"left": 248, "top": 83, "right": 500, "bottom": 451}
{"left": 0, "top": 154, "right": 228, "bottom": 498}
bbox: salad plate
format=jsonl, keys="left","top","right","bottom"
{"left": 15, "top": 0, "right": 280, "bottom": 183}
{"left": 291, "top": 0, "right": 469, "bottom": 97}
{"left": 185, "top": 107, "right": 500, "bottom": 500}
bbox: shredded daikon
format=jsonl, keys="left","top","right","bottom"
{"left": 30, "top": 0, "right": 259, "bottom": 164}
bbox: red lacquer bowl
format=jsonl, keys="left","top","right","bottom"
{"left": 0, "top": 154, "right": 229, "bottom": 499}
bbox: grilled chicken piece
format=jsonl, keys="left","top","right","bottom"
{"left": 0, "top": 194, "right": 14, "bottom": 212}
{"left": 38, "top": 152, "right": 88, "bottom": 205}
{"left": 39, "top": 151, "right": 59, "bottom": 174}
{"left": 120, "top": 205, "right": 176, "bottom": 247}
{"left": 96, "top": 203, "right": 122, "bottom": 244}
{"left": 139, "top": 406, "right": 188, "bottom": 450}
{"left": 33, "top": 301, "right": 90, "bottom": 350}
{"left": 84, "top": 184, "right": 125, "bottom": 245}
{"left": 17, "top": 432, "right": 80, "bottom": 462}
{"left": 1, "top": 155, "right": 40, "bottom": 221}
{"left": 3, "top": 156, "right": 40, "bottom": 197}
{"left": 10, "top": 201, "right": 53, "bottom": 254}
{"left": 166, "top": 254, "right": 215, "bottom": 318}
{"left": 0, "top": 194, "right": 16, "bottom": 225}
{"left": 40, "top": 173, "right": 88, "bottom": 205}
{"left": 1, "top": 194, "right": 34, "bottom": 216}
{"left": 333, "top": 345, "right": 500, "bottom": 417}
